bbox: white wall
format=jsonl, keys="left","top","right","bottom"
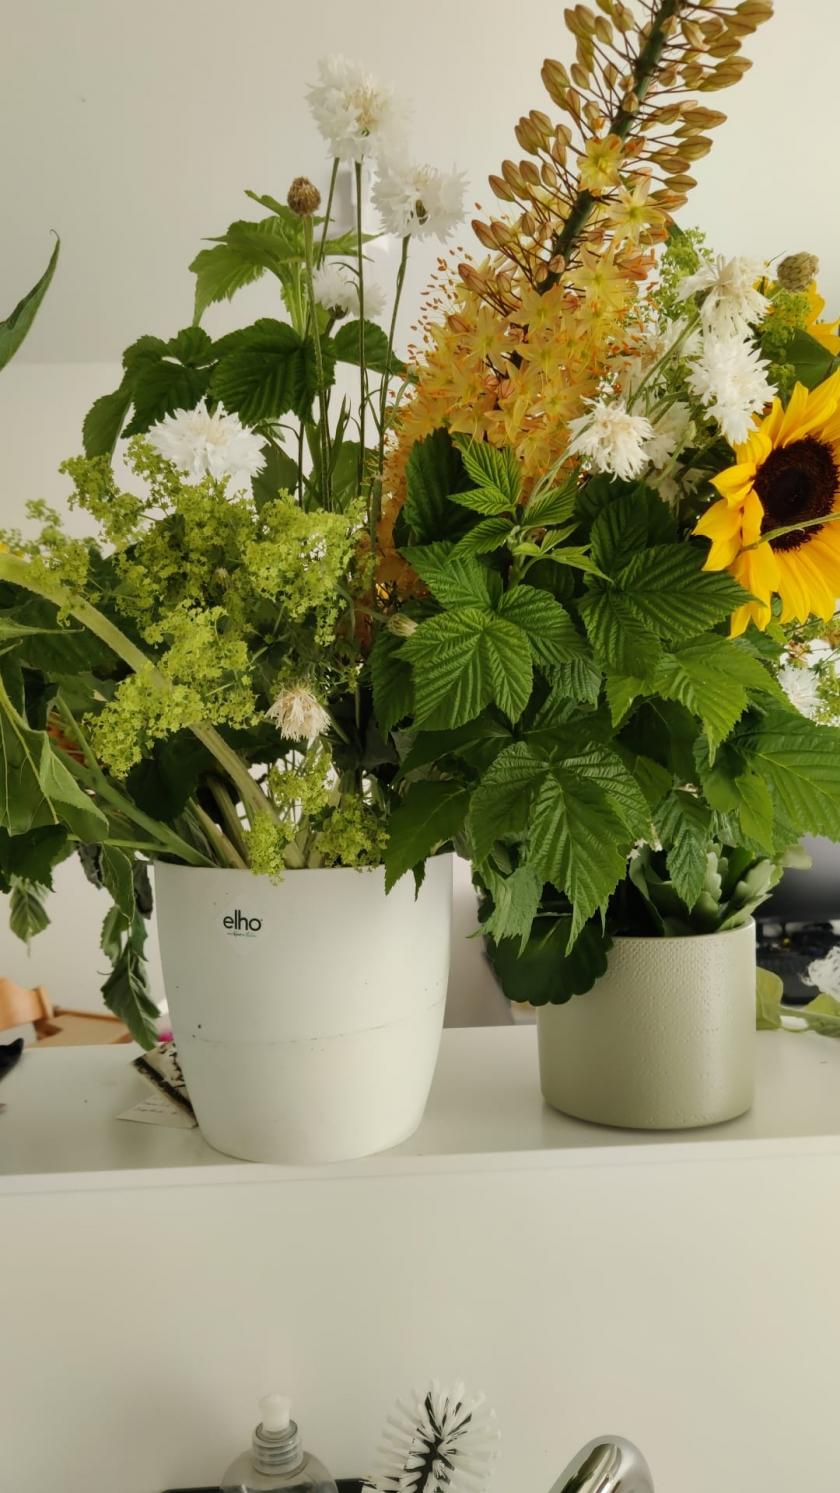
{"left": 2, "top": 0, "right": 838, "bottom": 1014}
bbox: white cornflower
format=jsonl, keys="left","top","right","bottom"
{"left": 679, "top": 254, "right": 769, "bottom": 337}
{"left": 266, "top": 685, "right": 331, "bottom": 744}
{"left": 644, "top": 401, "right": 693, "bottom": 469}
{"left": 566, "top": 398, "right": 654, "bottom": 481}
{"left": 778, "top": 663, "right": 821, "bottom": 719}
{"left": 147, "top": 400, "right": 265, "bottom": 494}
{"left": 372, "top": 160, "right": 466, "bottom": 242}
{"left": 307, "top": 56, "right": 403, "bottom": 162}
{"left": 311, "top": 261, "right": 385, "bottom": 320}
{"left": 686, "top": 333, "right": 775, "bottom": 445}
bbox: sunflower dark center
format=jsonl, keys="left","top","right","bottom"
{"left": 755, "top": 436, "right": 838, "bottom": 551}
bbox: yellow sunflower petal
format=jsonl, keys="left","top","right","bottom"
{"left": 776, "top": 553, "right": 811, "bottom": 623}
{"left": 729, "top": 598, "right": 771, "bottom": 637}
{"left": 778, "top": 372, "right": 840, "bottom": 446}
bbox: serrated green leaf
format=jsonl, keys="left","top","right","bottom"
{"left": 497, "top": 585, "right": 587, "bottom": 668}
{"left": 451, "top": 516, "right": 513, "bottom": 558}
{"left": 616, "top": 544, "right": 749, "bottom": 641}
{"left": 579, "top": 588, "right": 663, "bottom": 678}
{"left": 401, "top": 544, "right": 496, "bottom": 609}
{"left": 82, "top": 383, "right": 133, "bottom": 458}
{"left": 480, "top": 864, "right": 543, "bottom": 948}
{"left": 332, "top": 319, "right": 402, "bottom": 375}
{"left": 9, "top": 880, "right": 50, "bottom": 946}
{"left": 468, "top": 741, "right": 542, "bottom": 863}
{"left": 485, "top": 910, "right": 612, "bottom": 1005}
{"left": 554, "top": 742, "right": 651, "bottom": 840}
{"left": 397, "top": 715, "right": 512, "bottom": 779}
{"left": 0, "top": 826, "right": 68, "bottom": 887}
{"left": 657, "top": 789, "right": 713, "bottom": 910}
{"left": 655, "top": 636, "right": 780, "bottom": 755}
{"left": 460, "top": 441, "right": 521, "bottom": 504}
{"left": 190, "top": 241, "right": 267, "bottom": 322}
{"left": 786, "top": 329, "right": 836, "bottom": 391}
{"left": 449, "top": 484, "right": 513, "bottom": 516}
{"left": 210, "top": 319, "right": 331, "bottom": 423}
{"left": 590, "top": 487, "right": 677, "bottom": 574}
{"left": 403, "top": 430, "right": 472, "bottom": 544}
{"left": 0, "top": 664, "right": 109, "bottom": 843}
{"left": 605, "top": 672, "right": 643, "bottom": 726}
{"left": 0, "top": 237, "right": 60, "bottom": 370}
{"left": 384, "top": 781, "right": 469, "bottom": 890}
{"left": 520, "top": 485, "right": 578, "bottom": 529}
{"left": 402, "top": 609, "right": 533, "bottom": 728}
{"left": 733, "top": 708, "right": 840, "bottom": 841}
{"left": 546, "top": 656, "right": 602, "bottom": 707}
{"left": 122, "top": 326, "right": 218, "bottom": 436}
{"left": 100, "top": 845, "right": 135, "bottom": 920}
{"left": 542, "top": 546, "right": 606, "bottom": 578}
{"left": 370, "top": 629, "right": 414, "bottom": 734}
{"left": 101, "top": 923, "right": 158, "bottom": 1049}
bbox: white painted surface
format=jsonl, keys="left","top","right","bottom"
{"left": 2, "top": 1028, "right": 840, "bottom": 1493}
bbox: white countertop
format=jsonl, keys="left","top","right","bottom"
{"left": 2, "top": 1025, "right": 839, "bottom": 1192}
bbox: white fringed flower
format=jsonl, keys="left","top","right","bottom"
{"left": 266, "top": 685, "right": 331, "bottom": 744}
{"left": 778, "top": 663, "right": 821, "bottom": 719}
{"left": 372, "top": 161, "right": 466, "bottom": 241}
{"left": 644, "top": 401, "right": 693, "bottom": 469}
{"left": 311, "top": 261, "right": 385, "bottom": 320}
{"left": 566, "top": 398, "right": 654, "bottom": 480}
{"left": 686, "top": 334, "right": 775, "bottom": 445}
{"left": 147, "top": 400, "right": 265, "bottom": 494}
{"left": 679, "top": 254, "right": 769, "bottom": 337}
{"left": 307, "top": 56, "right": 403, "bottom": 162}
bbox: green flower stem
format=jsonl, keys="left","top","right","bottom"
{"left": 627, "top": 306, "right": 701, "bottom": 412}
{"left": 54, "top": 699, "right": 213, "bottom": 868}
{"left": 540, "top": 0, "right": 681, "bottom": 295}
{"left": 192, "top": 801, "right": 249, "bottom": 871}
{"left": 354, "top": 161, "right": 368, "bottom": 501}
{"left": 302, "top": 214, "right": 333, "bottom": 508}
{"left": 372, "top": 234, "right": 410, "bottom": 537}
{"left": 740, "top": 509, "right": 840, "bottom": 554}
{"left": 0, "top": 552, "right": 275, "bottom": 828}
{"left": 317, "top": 158, "right": 340, "bottom": 267}
{"left": 207, "top": 774, "right": 250, "bottom": 860}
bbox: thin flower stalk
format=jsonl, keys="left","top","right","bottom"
{"left": 302, "top": 213, "right": 333, "bottom": 506}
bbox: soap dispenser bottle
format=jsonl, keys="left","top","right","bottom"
{"left": 221, "top": 1395, "right": 339, "bottom": 1493}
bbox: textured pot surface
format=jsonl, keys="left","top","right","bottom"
{"left": 537, "top": 921, "right": 756, "bottom": 1130}
{"left": 155, "top": 856, "right": 452, "bottom": 1163}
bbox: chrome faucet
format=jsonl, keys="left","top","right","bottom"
{"left": 548, "top": 1436, "right": 654, "bottom": 1493}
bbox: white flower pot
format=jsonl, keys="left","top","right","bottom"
{"left": 537, "top": 921, "right": 756, "bottom": 1130}
{"left": 154, "top": 856, "right": 452, "bottom": 1162}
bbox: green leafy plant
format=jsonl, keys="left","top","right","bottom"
{"left": 0, "top": 237, "right": 60, "bottom": 371}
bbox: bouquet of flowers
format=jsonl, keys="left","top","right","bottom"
{"left": 0, "top": 66, "right": 465, "bottom": 1044}
{"left": 373, "top": 0, "right": 840, "bottom": 1003}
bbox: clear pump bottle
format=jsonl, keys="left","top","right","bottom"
{"left": 221, "top": 1395, "right": 339, "bottom": 1493}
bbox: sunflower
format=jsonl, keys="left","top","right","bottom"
{"left": 695, "top": 371, "right": 840, "bottom": 635}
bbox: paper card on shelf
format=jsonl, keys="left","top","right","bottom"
{"left": 118, "top": 1094, "right": 198, "bottom": 1128}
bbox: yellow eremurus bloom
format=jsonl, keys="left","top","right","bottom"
{"left": 695, "top": 371, "right": 840, "bottom": 636}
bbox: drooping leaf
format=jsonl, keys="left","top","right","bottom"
{"left": 402, "top": 430, "right": 472, "bottom": 544}
{"left": 480, "top": 864, "right": 543, "bottom": 948}
{"left": 0, "top": 665, "right": 109, "bottom": 842}
{"left": 384, "top": 781, "right": 470, "bottom": 890}
{"left": 100, "top": 913, "right": 158, "bottom": 1049}
{"left": 251, "top": 442, "right": 302, "bottom": 504}
{"left": 733, "top": 708, "right": 840, "bottom": 841}
{"left": 82, "top": 383, "right": 133, "bottom": 458}
{"left": 497, "top": 585, "right": 588, "bottom": 667}
{"left": 332, "top": 319, "right": 402, "bottom": 375}
{"left": 0, "top": 825, "right": 69, "bottom": 887}
{"left": 656, "top": 789, "right": 713, "bottom": 910}
{"left": 369, "top": 630, "right": 414, "bottom": 734}
{"left": 99, "top": 845, "right": 135, "bottom": 920}
{"left": 402, "top": 609, "right": 533, "bottom": 729}
{"left": 484, "top": 910, "right": 612, "bottom": 1005}
{"left": 210, "top": 318, "right": 332, "bottom": 424}
{"left": 0, "top": 237, "right": 60, "bottom": 370}
{"left": 122, "top": 326, "right": 218, "bottom": 436}
{"left": 9, "top": 880, "right": 50, "bottom": 945}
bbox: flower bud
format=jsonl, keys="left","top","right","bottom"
{"left": 386, "top": 613, "right": 418, "bottom": 638}
{"left": 776, "top": 252, "right": 819, "bottom": 292}
{"left": 287, "top": 176, "right": 322, "bottom": 216}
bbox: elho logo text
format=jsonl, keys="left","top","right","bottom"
{"left": 222, "top": 909, "right": 263, "bottom": 937}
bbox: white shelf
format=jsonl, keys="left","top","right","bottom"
{"left": 2, "top": 1025, "right": 840, "bottom": 1193}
